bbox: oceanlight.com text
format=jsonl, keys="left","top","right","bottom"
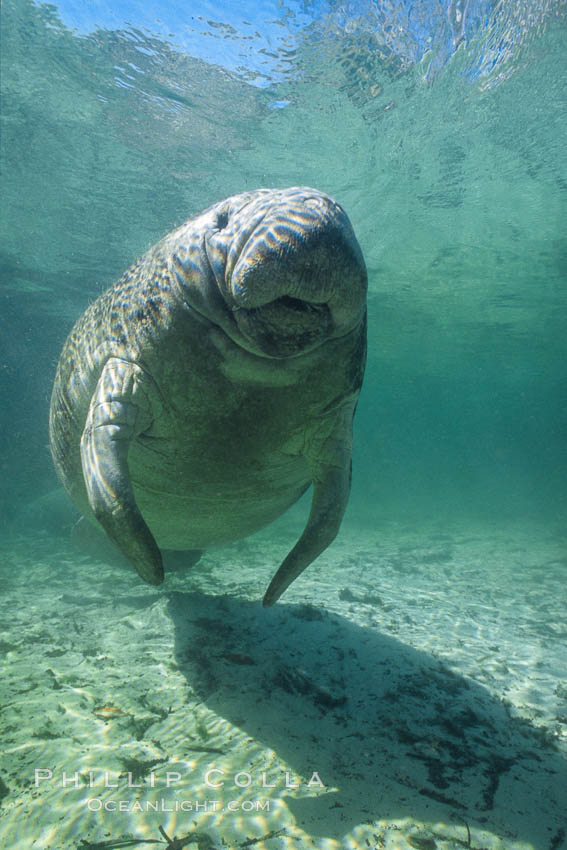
{"left": 86, "top": 798, "right": 271, "bottom": 813}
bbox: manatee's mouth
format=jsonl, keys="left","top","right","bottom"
{"left": 234, "top": 295, "right": 332, "bottom": 358}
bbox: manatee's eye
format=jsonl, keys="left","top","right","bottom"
{"left": 215, "top": 210, "right": 229, "bottom": 231}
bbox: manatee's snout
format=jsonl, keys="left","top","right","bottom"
{"left": 226, "top": 189, "right": 367, "bottom": 358}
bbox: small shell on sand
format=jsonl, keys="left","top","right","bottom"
{"left": 93, "top": 706, "right": 126, "bottom": 718}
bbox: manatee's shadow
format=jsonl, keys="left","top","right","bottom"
{"left": 166, "top": 591, "right": 566, "bottom": 845}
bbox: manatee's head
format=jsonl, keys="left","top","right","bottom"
{"left": 176, "top": 187, "right": 367, "bottom": 358}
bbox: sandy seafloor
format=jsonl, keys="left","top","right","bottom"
{"left": 1, "top": 498, "right": 566, "bottom": 850}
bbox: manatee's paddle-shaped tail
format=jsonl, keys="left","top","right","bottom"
{"left": 80, "top": 357, "right": 164, "bottom": 585}
{"left": 262, "top": 403, "right": 355, "bottom": 606}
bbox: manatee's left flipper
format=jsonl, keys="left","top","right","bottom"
{"left": 263, "top": 402, "right": 355, "bottom": 606}
{"left": 80, "top": 357, "right": 164, "bottom": 585}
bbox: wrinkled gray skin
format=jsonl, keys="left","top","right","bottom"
{"left": 49, "top": 187, "right": 367, "bottom": 606}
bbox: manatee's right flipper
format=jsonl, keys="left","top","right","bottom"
{"left": 80, "top": 357, "right": 164, "bottom": 585}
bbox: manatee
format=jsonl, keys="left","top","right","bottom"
{"left": 49, "top": 187, "right": 367, "bottom": 606}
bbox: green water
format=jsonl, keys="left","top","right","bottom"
{"left": 1, "top": 3, "right": 567, "bottom": 845}
{"left": 1, "top": 0, "right": 566, "bottom": 533}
